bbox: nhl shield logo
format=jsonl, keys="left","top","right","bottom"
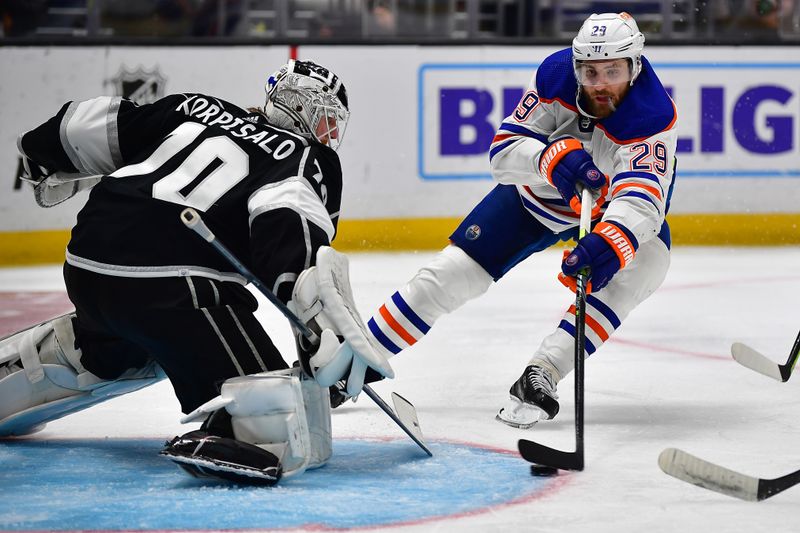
{"left": 108, "top": 65, "right": 166, "bottom": 105}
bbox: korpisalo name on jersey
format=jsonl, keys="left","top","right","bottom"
{"left": 176, "top": 94, "right": 306, "bottom": 160}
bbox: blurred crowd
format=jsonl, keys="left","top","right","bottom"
{"left": 0, "top": 0, "right": 795, "bottom": 41}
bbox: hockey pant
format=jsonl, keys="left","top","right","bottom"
{"left": 367, "top": 184, "right": 670, "bottom": 382}
{"left": 63, "top": 264, "right": 290, "bottom": 414}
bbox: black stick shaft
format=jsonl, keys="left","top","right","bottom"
{"left": 573, "top": 187, "right": 592, "bottom": 469}
{"left": 781, "top": 329, "right": 800, "bottom": 380}
{"left": 179, "top": 208, "right": 316, "bottom": 341}
{"left": 574, "top": 274, "right": 586, "bottom": 464}
{"left": 179, "top": 207, "right": 431, "bottom": 456}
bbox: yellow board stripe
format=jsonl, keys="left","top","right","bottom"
{"left": 335, "top": 213, "right": 800, "bottom": 249}
{"left": 0, "top": 230, "right": 70, "bottom": 266}
{"left": 0, "top": 213, "right": 798, "bottom": 266}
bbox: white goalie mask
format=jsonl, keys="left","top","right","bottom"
{"left": 264, "top": 59, "right": 350, "bottom": 151}
{"left": 572, "top": 12, "right": 645, "bottom": 87}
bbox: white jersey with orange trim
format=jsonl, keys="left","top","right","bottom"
{"left": 489, "top": 47, "right": 677, "bottom": 246}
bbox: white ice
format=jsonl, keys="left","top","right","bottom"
{"left": 1, "top": 246, "right": 799, "bottom": 532}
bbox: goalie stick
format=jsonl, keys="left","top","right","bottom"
{"left": 658, "top": 448, "right": 800, "bottom": 501}
{"left": 180, "top": 208, "right": 432, "bottom": 457}
{"left": 518, "top": 186, "right": 593, "bottom": 472}
{"left": 731, "top": 329, "right": 800, "bottom": 382}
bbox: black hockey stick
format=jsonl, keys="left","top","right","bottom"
{"left": 180, "top": 207, "right": 432, "bottom": 457}
{"left": 659, "top": 448, "right": 800, "bottom": 501}
{"left": 518, "top": 187, "right": 593, "bottom": 472}
{"left": 731, "top": 329, "right": 800, "bottom": 382}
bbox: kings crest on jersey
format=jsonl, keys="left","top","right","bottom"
{"left": 489, "top": 47, "right": 678, "bottom": 248}
{"left": 17, "top": 92, "right": 343, "bottom": 303}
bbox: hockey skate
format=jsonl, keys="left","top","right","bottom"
{"left": 161, "top": 410, "right": 283, "bottom": 486}
{"left": 329, "top": 379, "right": 354, "bottom": 409}
{"left": 496, "top": 365, "right": 560, "bottom": 429}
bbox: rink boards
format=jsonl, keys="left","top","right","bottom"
{"left": 1, "top": 45, "right": 799, "bottom": 265}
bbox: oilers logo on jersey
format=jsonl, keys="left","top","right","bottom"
{"left": 465, "top": 224, "right": 481, "bottom": 240}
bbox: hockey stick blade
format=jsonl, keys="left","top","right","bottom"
{"left": 659, "top": 448, "right": 800, "bottom": 501}
{"left": 390, "top": 391, "right": 432, "bottom": 456}
{"left": 731, "top": 329, "right": 800, "bottom": 382}
{"left": 180, "top": 207, "right": 431, "bottom": 457}
{"left": 518, "top": 438, "right": 584, "bottom": 471}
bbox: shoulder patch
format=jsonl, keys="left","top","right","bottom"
{"left": 598, "top": 57, "right": 677, "bottom": 144}
{"left": 535, "top": 48, "right": 578, "bottom": 107}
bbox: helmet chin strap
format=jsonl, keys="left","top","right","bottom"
{"left": 575, "top": 87, "right": 601, "bottom": 120}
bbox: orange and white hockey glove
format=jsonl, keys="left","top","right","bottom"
{"left": 558, "top": 221, "right": 638, "bottom": 294}
{"left": 538, "top": 137, "right": 609, "bottom": 216}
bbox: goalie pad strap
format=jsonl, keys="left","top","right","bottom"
{"left": 19, "top": 326, "right": 48, "bottom": 383}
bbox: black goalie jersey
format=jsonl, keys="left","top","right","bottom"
{"left": 18, "top": 93, "right": 342, "bottom": 303}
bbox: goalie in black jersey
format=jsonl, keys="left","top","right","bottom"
{"left": 0, "top": 59, "right": 393, "bottom": 484}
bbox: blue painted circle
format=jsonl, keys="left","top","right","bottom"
{"left": 0, "top": 438, "right": 552, "bottom": 530}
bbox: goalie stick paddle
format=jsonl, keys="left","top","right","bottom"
{"left": 518, "top": 186, "right": 592, "bottom": 472}
{"left": 179, "top": 208, "right": 432, "bottom": 457}
{"left": 658, "top": 447, "right": 800, "bottom": 501}
{"left": 731, "top": 329, "right": 800, "bottom": 382}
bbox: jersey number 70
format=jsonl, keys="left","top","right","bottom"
{"left": 112, "top": 122, "right": 248, "bottom": 211}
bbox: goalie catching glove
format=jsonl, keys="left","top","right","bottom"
{"left": 19, "top": 152, "right": 100, "bottom": 208}
{"left": 290, "top": 246, "right": 394, "bottom": 397}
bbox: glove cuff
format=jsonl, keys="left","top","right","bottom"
{"left": 538, "top": 137, "right": 583, "bottom": 185}
{"left": 594, "top": 222, "right": 639, "bottom": 269}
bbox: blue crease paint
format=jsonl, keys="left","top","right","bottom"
{"left": 0, "top": 438, "right": 551, "bottom": 531}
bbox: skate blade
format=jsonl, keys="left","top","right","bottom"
{"left": 495, "top": 396, "right": 546, "bottom": 429}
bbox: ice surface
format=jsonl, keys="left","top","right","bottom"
{"left": 0, "top": 247, "right": 798, "bottom": 532}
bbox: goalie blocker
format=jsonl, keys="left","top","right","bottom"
{"left": 290, "top": 246, "right": 393, "bottom": 397}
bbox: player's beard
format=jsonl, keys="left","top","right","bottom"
{"left": 576, "top": 85, "right": 626, "bottom": 120}
{"left": 588, "top": 92, "right": 617, "bottom": 118}
{"left": 591, "top": 93, "right": 617, "bottom": 117}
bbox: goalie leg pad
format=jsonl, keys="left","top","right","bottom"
{"left": 0, "top": 314, "right": 164, "bottom": 437}
{"left": 180, "top": 368, "right": 332, "bottom": 478}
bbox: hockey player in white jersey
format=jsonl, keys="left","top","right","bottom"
{"left": 365, "top": 12, "right": 677, "bottom": 428}
{"left": 0, "top": 59, "right": 393, "bottom": 484}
